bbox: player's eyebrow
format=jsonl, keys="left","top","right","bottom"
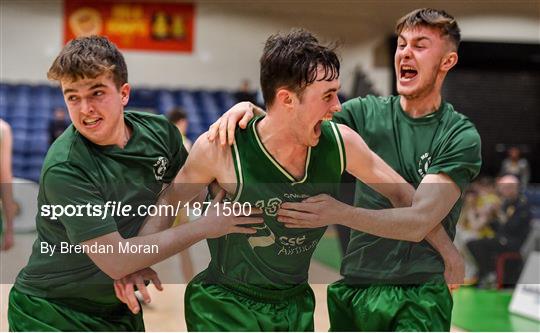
{"left": 398, "top": 34, "right": 432, "bottom": 43}
{"left": 89, "top": 83, "right": 107, "bottom": 90}
{"left": 63, "top": 83, "right": 107, "bottom": 95}
{"left": 324, "top": 86, "right": 340, "bottom": 95}
{"left": 63, "top": 88, "right": 77, "bottom": 95}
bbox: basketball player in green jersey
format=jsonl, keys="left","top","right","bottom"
{"left": 210, "top": 8, "right": 481, "bottom": 332}
{"left": 114, "top": 29, "right": 416, "bottom": 331}
{"left": 8, "top": 36, "right": 262, "bottom": 332}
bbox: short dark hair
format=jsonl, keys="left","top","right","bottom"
{"left": 395, "top": 8, "right": 461, "bottom": 50}
{"left": 167, "top": 107, "right": 188, "bottom": 123}
{"left": 260, "top": 29, "right": 340, "bottom": 107}
{"left": 47, "top": 35, "right": 128, "bottom": 88}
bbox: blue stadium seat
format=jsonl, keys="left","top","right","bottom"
{"left": 50, "top": 88, "right": 65, "bottom": 109}
{"left": 12, "top": 84, "right": 32, "bottom": 109}
{"left": 1, "top": 84, "right": 60, "bottom": 184}
{"left": 32, "top": 85, "right": 52, "bottom": 110}
{"left": 8, "top": 117, "right": 29, "bottom": 131}
{"left": 129, "top": 88, "right": 158, "bottom": 112}
{"left": 192, "top": 91, "right": 210, "bottom": 121}
{"left": 13, "top": 169, "right": 26, "bottom": 180}
{"left": 197, "top": 90, "right": 221, "bottom": 122}
{"left": 26, "top": 168, "right": 42, "bottom": 183}
{"left": 28, "top": 117, "right": 51, "bottom": 131}
{"left": 176, "top": 90, "right": 204, "bottom": 140}
{"left": 8, "top": 105, "right": 31, "bottom": 120}
{"left": 0, "top": 86, "right": 6, "bottom": 118}
{"left": 213, "top": 90, "right": 236, "bottom": 114}
{"left": 27, "top": 155, "right": 45, "bottom": 169}
{"left": 12, "top": 132, "right": 29, "bottom": 154}
{"left": 0, "top": 84, "right": 8, "bottom": 109}
{"left": 157, "top": 89, "right": 176, "bottom": 115}
{"left": 4, "top": 85, "right": 18, "bottom": 108}
{"left": 12, "top": 154, "right": 25, "bottom": 168}
{"left": 28, "top": 133, "right": 50, "bottom": 154}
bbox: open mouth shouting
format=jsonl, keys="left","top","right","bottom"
{"left": 82, "top": 117, "right": 103, "bottom": 128}
{"left": 400, "top": 64, "right": 418, "bottom": 82}
{"left": 314, "top": 120, "right": 323, "bottom": 137}
{"left": 314, "top": 113, "right": 334, "bottom": 137}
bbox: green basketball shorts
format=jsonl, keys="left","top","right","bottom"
{"left": 327, "top": 278, "right": 453, "bottom": 331}
{"left": 8, "top": 287, "right": 144, "bottom": 331}
{"left": 184, "top": 270, "right": 315, "bottom": 331}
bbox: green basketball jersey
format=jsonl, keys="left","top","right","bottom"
{"left": 333, "top": 95, "right": 481, "bottom": 284}
{"left": 14, "top": 111, "right": 186, "bottom": 303}
{"left": 206, "top": 116, "right": 345, "bottom": 289}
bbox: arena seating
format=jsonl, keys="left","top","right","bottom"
{"left": 0, "top": 83, "right": 242, "bottom": 182}
{"left": 524, "top": 187, "right": 540, "bottom": 220}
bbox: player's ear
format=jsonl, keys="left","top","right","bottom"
{"left": 276, "top": 88, "right": 294, "bottom": 109}
{"left": 120, "top": 83, "right": 131, "bottom": 106}
{"left": 441, "top": 51, "right": 458, "bottom": 72}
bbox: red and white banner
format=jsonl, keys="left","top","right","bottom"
{"left": 64, "top": 0, "right": 195, "bottom": 52}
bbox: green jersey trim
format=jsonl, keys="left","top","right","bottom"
{"left": 329, "top": 121, "right": 346, "bottom": 174}
{"left": 251, "top": 118, "right": 312, "bottom": 185}
{"left": 231, "top": 141, "right": 244, "bottom": 202}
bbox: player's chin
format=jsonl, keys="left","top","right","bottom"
{"left": 397, "top": 85, "right": 418, "bottom": 99}
{"left": 78, "top": 126, "right": 106, "bottom": 145}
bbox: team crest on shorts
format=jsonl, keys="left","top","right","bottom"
{"left": 153, "top": 156, "right": 169, "bottom": 180}
{"left": 417, "top": 152, "right": 432, "bottom": 178}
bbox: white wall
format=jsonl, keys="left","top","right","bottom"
{"left": 460, "top": 16, "right": 540, "bottom": 43}
{"left": 1, "top": 1, "right": 64, "bottom": 84}
{"left": 1, "top": 1, "right": 539, "bottom": 97}
{"left": 0, "top": 1, "right": 359, "bottom": 91}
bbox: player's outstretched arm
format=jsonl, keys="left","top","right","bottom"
{"left": 278, "top": 125, "right": 461, "bottom": 242}
{"left": 137, "top": 133, "right": 219, "bottom": 236}
{"left": 83, "top": 188, "right": 262, "bottom": 280}
{"left": 340, "top": 122, "right": 462, "bottom": 272}
{"left": 82, "top": 134, "right": 263, "bottom": 279}
{"left": 279, "top": 172, "right": 459, "bottom": 242}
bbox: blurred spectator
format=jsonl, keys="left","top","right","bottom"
{"left": 167, "top": 107, "right": 192, "bottom": 151}
{"left": 475, "top": 177, "right": 501, "bottom": 238}
{"left": 49, "top": 107, "right": 69, "bottom": 144}
{"left": 455, "top": 182, "right": 500, "bottom": 283}
{"left": 466, "top": 175, "right": 532, "bottom": 288}
{"left": 499, "top": 146, "right": 530, "bottom": 185}
{"left": 455, "top": 188, "right": 483, "bottom": 282}
{"left": 166, "top": 107, "right": 194, "bottom": 281}
{"left": 0, "top": 119, "right": 15, "bottom": 250}
{"left": 234, "top": 79, "right": 257, "bottom": 105}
